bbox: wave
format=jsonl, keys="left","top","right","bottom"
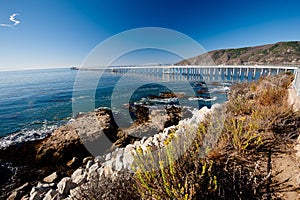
{"left": 209, "top": 86, "right": 230, "bottom": 93}
{"left": 71, "top": 95, "right": 90, "bottom": 102}
{"left": 134, "top": 97, "right": 179, "bottom": 105}
{"left": 148, "top": 97, "right": 179, "bottom": 104}
{"left": 188, "top": 96, "right": 217, "bottom": 101}
{"left": 0, "top": 124, "right": 58, "bottom": 149}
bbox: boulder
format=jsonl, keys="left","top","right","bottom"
{"left": 94, "top": 156, "right": 104, "bottom": 163}
{"left": 82, "top": 156, "right": 93, "bottom": 165}
{"left": 35, "top": 125, "right": 90, "bottom": 165}
{"left": 57, "top": 177, "right": 77, "bottom": 196}
{"left": 88, "top": 162, "right": 100, "bottom": 174}
{"left": 96, "top": 167, "right": 104, "bottom": 178}
{"left": 122, "top": 153, "right": 134, "bottom": 170}
{"left": 43, "top": 172, "right": 59, "bottom": 183}
{"left": 85, "top": 160, "right": 94, "bottom": 169}
{"left": 30, "top": 186, "right": 48, "bottom": 197}
{"left": 124, "top": 144, "right": 135, "bottom": 154}
{"left": 34, "top": 109, "right": 121, "bottom": 165}
{"left": 71, "top": 168, "right": 86, "bottom": 185}
{"left": 103, "top": 165, "right": 113, "bottom": 177}
{"left": 29, "top": 190, "right": 44, "bottom": 200}
{"left": 103, "top": 159, "right": 114, "bottom": 169}
{"left": 105, "top": 153, "right": 112, "bottom": 161}
{"left": 36, "top": 182, "right": 55, "bottom": 189}
{"left": 43, "top": 189, "right": 58, "bottom": 200}
{"left": 114, "top": 151, "right": 123, "bottom": 171}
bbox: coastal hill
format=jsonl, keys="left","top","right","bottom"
{"left": 177, "top": 41, "right": 300, "bottom": 65}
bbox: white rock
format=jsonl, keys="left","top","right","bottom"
{"left": 123, "top": 153, "right": 134, "bottom": 170}
{"left": 114, "top": 152, "right": 123, "bottom": 171}
{"left": 30, "top": 186, "right": 48, "bottom": 197}
{"left": 85, "top": 160, "right": 94, "bottom": 169}
{"left": 103, "top": 165, "right": 113, "bottom": 177}
{"left": 105, "top": 153, "right": 111, "bottom": 161}
{"left": 37, "top": 182, "right": 55, "bottom": 189}
{"left": 88, "top": 162, "right": 100, "bottom": 174}
{"left": 57, "top": 177, "right": 77, "bottom": 196}
{"left": 97, "top": 167, "right": 104, "bottom": 178}
{"left": 133, "top": 140, "right": 140, "bottom": 146}
{"left": 152, "top": 139, "right": 160, "bottom": 147}
{"left": 43, "top": 189, "right": 58, "bottom": 200}
{"left": 71, "top": 168, "right": 86, "bottom": 185}
{"left": 94, "top": 156, "right": 103, "bottom": 163}
{"left": 82, "top": 156, "right": 93, "bottom": 165}
{"left": 143, "top": 137, "right": 153, "bottom": 147}
{"left": 140, "top": 137, "right": 147, "bottom": 144}
{"left": 104, "top": 159, "right": 114, "bottom": 169}
{"left": 111, "top": 148, "right": 123, "bottom": 160}
{"left": 29, "top": 191, "right": 43, "bottom": 200}
{"left": 124, "top": 144, "right": 135, "bottom": 154}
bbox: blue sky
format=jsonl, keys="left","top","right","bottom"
{"left": 0, "top": 0, "right": 300, "bottom": 69}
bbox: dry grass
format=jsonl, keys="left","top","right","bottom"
{"left": 72, "top": 171, "right": 139, "bottom": 200}
{"left": 132, "top": 73, "right": 300, "bottom": 199}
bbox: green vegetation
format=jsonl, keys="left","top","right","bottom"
{"left": 282, "top": 41, "right": 300, "bottom": 55}
{"left": 132, "top": 119, "right": 221, "bottom": 199}
{"left": 225, "top": 47, "right": 250, "bottom": 58}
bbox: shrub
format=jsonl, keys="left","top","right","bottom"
{"left": 132, "top": 119, "right": 220, "bottom": 200}
{"left": 72, "top": 171, "right": 140, "bottom": 200}
{"left": 132, "top": 73, "right": 300, "bottom": 199}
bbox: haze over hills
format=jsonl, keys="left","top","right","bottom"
{"left": 177, "top": 41, "right": 300, "bottom": 66}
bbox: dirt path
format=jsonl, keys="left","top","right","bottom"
{"left": 272, "top": 87, "right": 300, "bottom": 199}
{"left": 271, "top": 144, "right": 300, "bottom": 199}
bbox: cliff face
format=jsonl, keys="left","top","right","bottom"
{"left": 177, "top": 41, "right": 300, "bottom": 65}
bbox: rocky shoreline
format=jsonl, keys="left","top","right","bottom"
{"left": 25, "top": 105, "right": 216, "bottom": 200}
{"left": 0, "top": 102, "right": 193, "bottom": 200}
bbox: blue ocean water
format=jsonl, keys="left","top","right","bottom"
{"left": 0, "top": 68, "right": 77, "bottom": 136}
{"left": 0, "top": 68, "right": 229, "bottom": 139}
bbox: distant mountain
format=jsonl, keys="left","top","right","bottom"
{"left": 177, "top": 41, "right": 300, "bottom": 66}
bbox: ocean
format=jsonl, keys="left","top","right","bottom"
{"left": 0, "top": 68, "right": 230, "bottom": 147}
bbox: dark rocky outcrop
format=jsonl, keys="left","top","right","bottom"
{"left": 0, "top": 163, "right": 13, "bottom": 186}
{"left": 0, "top": 109, "right": 118, "bottom": 199}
